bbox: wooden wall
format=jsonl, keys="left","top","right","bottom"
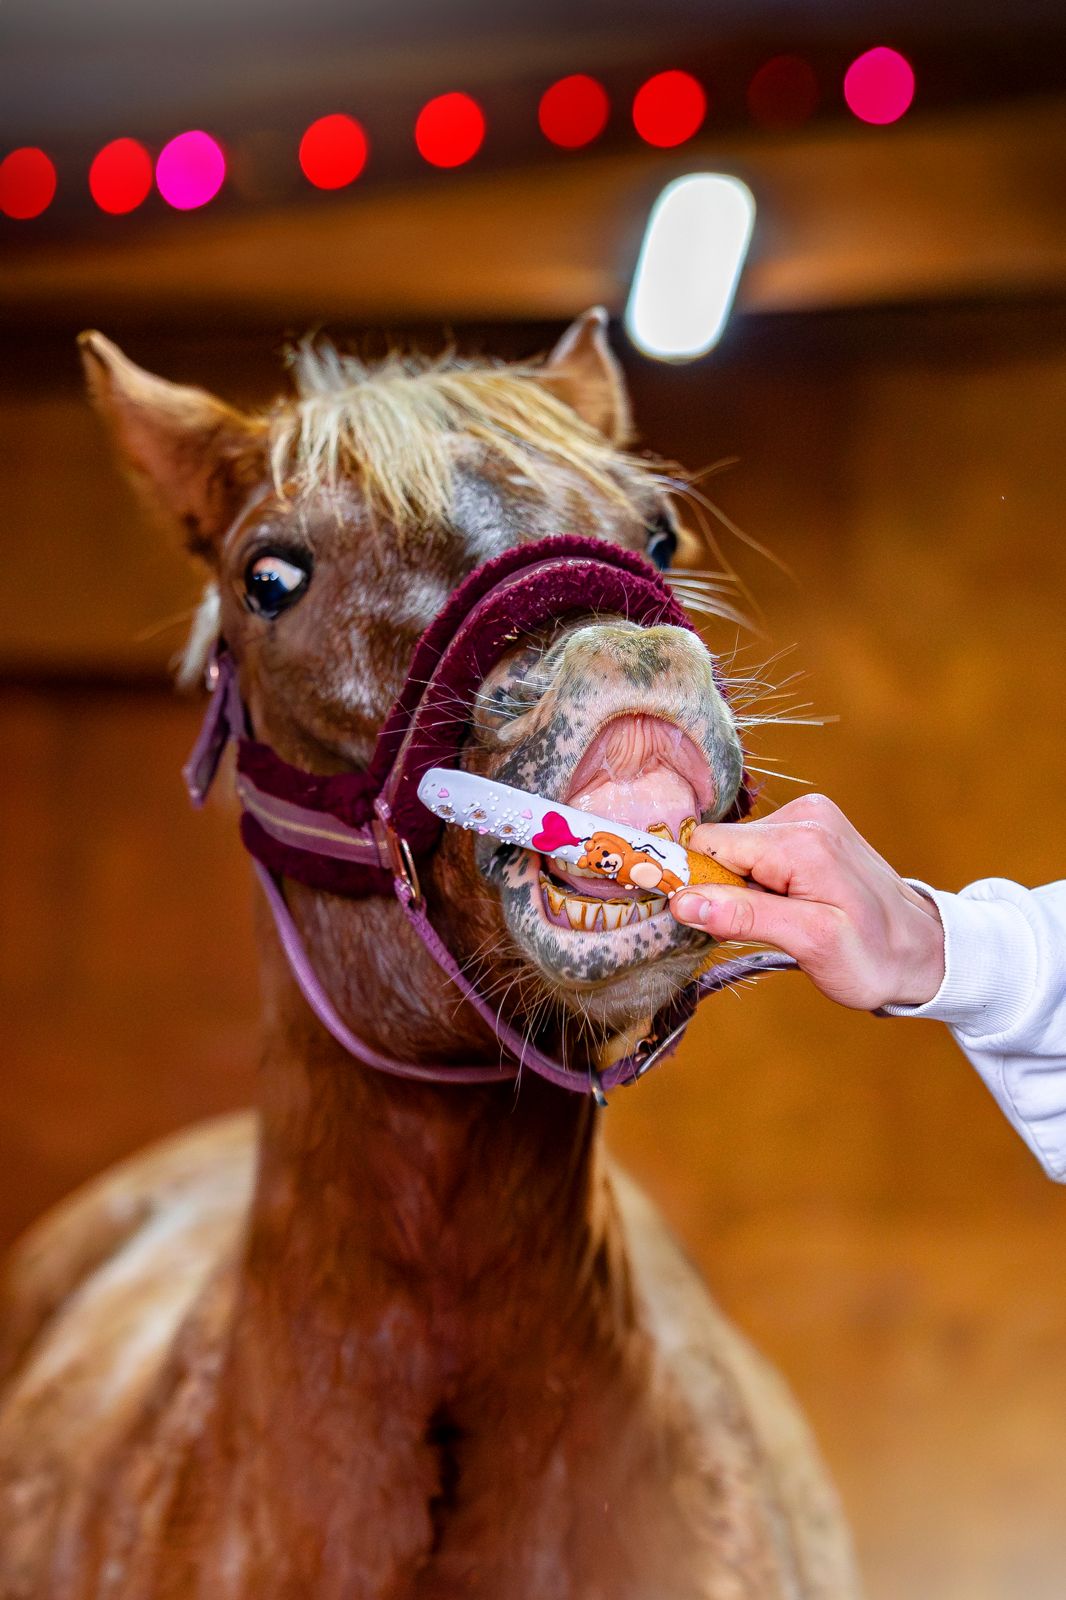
{"left": 3, "top": 303, "right": 1066, "bottom": 1598}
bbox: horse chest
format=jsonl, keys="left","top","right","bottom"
{"left": 0, "top": 1158, "right": 846, "bottom": 1600}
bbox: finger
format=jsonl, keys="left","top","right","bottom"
{"left": 671, "top": 883, "right": 828, "bottom": 961}
{"left": 691, "top": 797, "right": 843, "bottom": 860}
{"left": 687, "top": 821, "right": 762, "bottom": 870}
{"left": 752, "top": 794, "right": 895, "bottom": 874}
{"left": 686, "top": 821, "right": 822, "bottom": 896}
{"left": 759, "top": 793, "right": 844, "bottom": 826}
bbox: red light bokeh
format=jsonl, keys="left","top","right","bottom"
{"left": 747, "top": 56, "right": 820, "bottom": 128}
{"left": 632, "top": 70, "right": 707, "bottom": 148}
{"left": 89, "top": 138, "right": 153, "bottom": 215}
{"left": 0, "top": 147, "right": 57, "bottom": 220}
{"left": 844, "top": 47, "right": 916, "bottom": 125}
{"left": 538, "top": 74, "right": 610, "bottom": 149}
{"left": 415, "top": 92, "right": 485, "bottom": 168}
{"left": 299, "top": 114, "right": 369, "bottom": 190}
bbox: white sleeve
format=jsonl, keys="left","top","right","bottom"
{"left": 882, "top": 878, "right": 1066, "bottom": 1180}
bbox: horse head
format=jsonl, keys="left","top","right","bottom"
{"left": 80, "top": 310, "right": 747, "bottom": 1074}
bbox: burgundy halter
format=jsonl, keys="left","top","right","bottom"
{"left": 184, "top": 533, "right": 793, "bottom": 1097}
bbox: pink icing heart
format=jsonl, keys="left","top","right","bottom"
{"left": 437, "top": 787, "right": 449, "bottom": 798}
{"left": 530, "top": 811, "right": 583, "bottom": 854}
{"left": 520, "top": 807, "right": 533, "bottom": 819}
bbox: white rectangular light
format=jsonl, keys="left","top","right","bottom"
{"left": 625, "top": 173, "right": 755, "bottom": 362}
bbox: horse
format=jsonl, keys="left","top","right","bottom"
{"left": 0, "top": 311, "right": 859, "bottom": 1598}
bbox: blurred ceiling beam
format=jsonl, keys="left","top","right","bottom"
{"left": 3, "top": 98, "right": 1064, "bottom": 325}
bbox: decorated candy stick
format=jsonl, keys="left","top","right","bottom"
{"left": 417, "top": 768, "right": 744, "bottom": 894}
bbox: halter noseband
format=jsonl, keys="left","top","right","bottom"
{"left": 184, "top": 533, "right": 793, "bottom": 1097}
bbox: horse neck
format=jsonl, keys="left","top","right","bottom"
{"left": 234, "top": 884, "right": 630, "bottom": 1391}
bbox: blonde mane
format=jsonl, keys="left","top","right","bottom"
{"left": 268, "top": 342, "right": 650, "bottom": 533}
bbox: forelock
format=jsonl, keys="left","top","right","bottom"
{"left": 267, "top": 340, "right": 651, "bottom": 539}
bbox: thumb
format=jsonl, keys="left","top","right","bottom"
{"left": 671, "top": 883, "right": 822, "bottom": 960}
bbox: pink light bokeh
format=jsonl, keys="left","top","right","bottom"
{"left": 844, "top": 47, "right": 916, "bottom": 125}
{"left": 155, "top": 131, "right": 226, "bottom": 210}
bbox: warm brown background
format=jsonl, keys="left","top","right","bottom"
{"left": 3, "top": 298, "right": 1064, "bottom": 1598}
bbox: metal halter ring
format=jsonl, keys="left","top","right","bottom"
{"left": 382, "top": 823, "right": 422, "bottom": 910}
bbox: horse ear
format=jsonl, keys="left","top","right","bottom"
{"left": 78, "top": 331, "right": 267, "bottom": 562}
{"left": 539, "top": 307, "right": 632, "bottom": 446}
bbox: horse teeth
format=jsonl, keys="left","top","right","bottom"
{"left": 537, "top": 871, "right": 666, "bottom": 932}
{"left": 565, "top": 899, "right": 588, "bottom": 931}
{"left": 634, "top": 896, "right": 666, "bottom": 923}
{"left": 554, "top": 857, "right": 597, "bottom": 880}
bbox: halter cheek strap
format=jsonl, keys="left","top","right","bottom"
{"left": 183, "top": 533, "right": 794, "bottom": 1096}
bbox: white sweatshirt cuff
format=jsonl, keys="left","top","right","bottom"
{"left": 881, "top": 880, "right": 1039, "bottom": 1039}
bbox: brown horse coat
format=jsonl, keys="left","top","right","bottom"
{"left": 0, "top": 312, "right": 859, "bottom": 1599}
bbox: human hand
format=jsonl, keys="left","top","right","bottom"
{"left": 672, "top": 795, "right": 946, "bottom": 1010}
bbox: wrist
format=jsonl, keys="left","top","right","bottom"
{"left": 889, "top": 897, "right": 946, "bottom": 1007}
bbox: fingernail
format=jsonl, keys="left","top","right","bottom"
{"left": 673, "top": 891, "right": 713, "bottom": 926}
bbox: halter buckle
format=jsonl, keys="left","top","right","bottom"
{"left": 375, "top": 817, "right": 423, "bottom": 909}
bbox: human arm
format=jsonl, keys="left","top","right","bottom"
{"left": 671, "top": 795, "right": 1066, "bottom": 1180}
{"left": 881, "top": 877, "right": 1066, "bottom": 1180}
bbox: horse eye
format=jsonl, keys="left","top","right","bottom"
{"left": 244, "top": 550, "right": 312, "bottom": 619}
{"left": 645, "top": 518, "right": 678, "bottom": 571}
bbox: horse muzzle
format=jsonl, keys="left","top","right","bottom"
{"left": 471, "top": 618, "right": 747, "bottom": 1020}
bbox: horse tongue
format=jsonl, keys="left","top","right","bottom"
{"left": 548, "top": 715, "right": 707, "bottom": 901}
{"left": 551, "top": 766, "right": 698, "bottom": 900}
{"left": 567, "top": 764, "right": 699, "bottom": 844}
